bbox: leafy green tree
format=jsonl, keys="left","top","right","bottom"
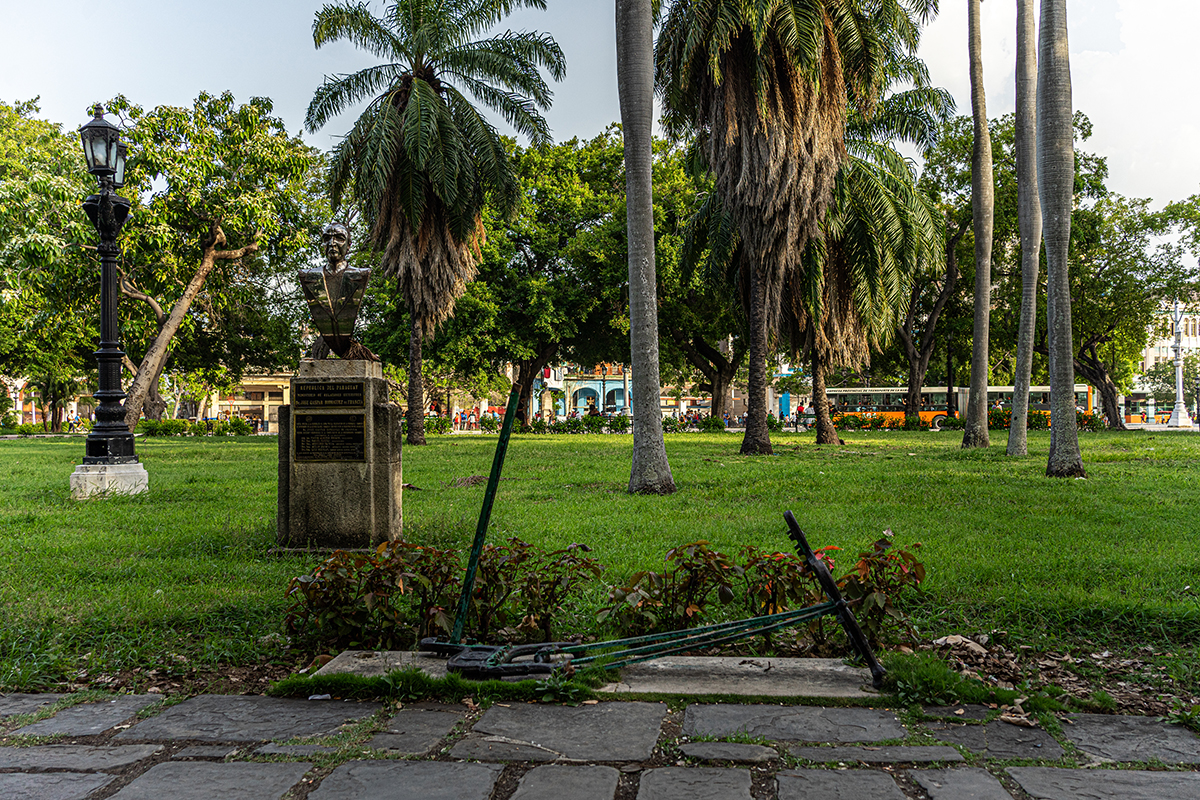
{"left": 1038, "top": 195, "right": 1197, "bottom": 427}
{"left": 108, "top": 92, "right": 319, "bottom": 430}
{"left": 0, "top": 100, "right": 98, "bottom": 402}
{"left": 304, "top": 0, "right": 564, "bottom": 445}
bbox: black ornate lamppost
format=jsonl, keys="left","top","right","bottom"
{"left": 70, "top": 105, "right": 147, "bottom": 498}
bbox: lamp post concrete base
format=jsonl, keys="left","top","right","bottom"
{"left": 1167, "top": 402, "right": 1193, "bottom": 428}
{"left": 70, "top": 462, "right": 149, "bottom": 500}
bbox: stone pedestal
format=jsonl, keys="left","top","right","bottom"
{"left": 69, "top": 462, "right": 149, "bottom": 500}
{"left": 277, "top": 360, "right": 402, "bottom": 549}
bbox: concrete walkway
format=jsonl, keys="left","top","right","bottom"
{"left": 2, "top": 686, "right": 1199, "bottom": 799}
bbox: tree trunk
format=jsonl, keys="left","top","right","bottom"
{"left": 1039, "top": 0, "right": 1086, "bottom": 477}
{"left": 946, "top": 340, "right": 957, "bottom": 415}
{"left": 406, "top": 310, "right": 427, "bottom": 445}
{"left": 812, "top": 346, "right": 838, "bottom": 445}
{"left": 1073, "top": 344, "right": 1127, "bottom": 430}
{"left": 617, "top": 0, "right": 675, "bottom": 493}
{"left": 666, "top": 324, "right": 743, "bottom": 421}
{"left": 1007, "top": 0, "right": 1044, "bottom": 456}
{"left": 122, "top": 227, "right": 257, "bottom": 430}
{"left": 740, "top": 265, "right": 773, "bottom": 454}
{"left": 962, "top": 0, "right": 994, "bottom": 450}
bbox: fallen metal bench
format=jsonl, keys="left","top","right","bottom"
{"left": 421, "top": 510, "right": 886, "bottom": 689}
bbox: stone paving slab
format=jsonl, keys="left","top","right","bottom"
{"left": 108, "top": 761, "right": 312, "bottom": 799}
{"left": 114, "top": 695, "right": 380, "bottom": 743}
{"left": 0, "top": 743, "right": 161, "bottom": 771}
{"left": 314, "top": 650, "right": 449, "bottom": 679}
{"left": 925, "top": 719, "right": 1063, "bottom": 759}
{"left": 682, "top": 704, "right": 905, "bottom": 742}
{"left": 11, "top": 695, "right": 161, "bottom": 737}
{"left": 449, "top": 737, "right": 560, "bottom": 762}
{"left": 0, "top": 693, "right": 64, "bottom": 718}
{"left": 787, "top": 745, "right": 964, "bottom": 763}
{"left": 1060, "top": 713, "right": 1200, "bottom": 763}
{"left": 600, "top": 657, "right": 875, "bottom": 698}
{"left": 910, "top": 767, "right": 1015, "bottom": 799}
{"left": 678, "top": 741, "right": 777, "bottom": 763}
{"left": 0, "top": 772, "right": 117, "bottom": 800}
{"left": 366, "top": 707, "right": 462, "bottom": 753}
{"left": 308, "top": 760, "right": 502, "bottom": 800}
{"left": 510, "top": 765, "right": 621, "bottom": 800}
{"left": 470, "top": 702, "right": 666, "bottom": 761}
{"left": 776, "top": 768, "right": 906, "bottom": 800}
{"left": 1008, "top": 766, "right": 1200, "bottom": 800}
{"left": 636, "top": 767, "right": 752, "bottom": 800}
{"left": 173, "top": 745, "right": 238, "bottom": 759}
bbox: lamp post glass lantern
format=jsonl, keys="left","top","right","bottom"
{"left": 70, "top": 104, "right": 148, "bottom": 499}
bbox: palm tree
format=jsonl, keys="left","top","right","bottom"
{"left": 1039, "top": 0, "right": 1086, "bottom": 476}
{"left": 1006, "top": 0, "right": 1042, "bottom": 456}
{"left": 656, "top": 0, "right": 937, "bottom": 456}
{"left": 789, "top": 139, "right": 942, "bottom": 444}
{"left": 961, "top": 0, "right": 994, "bottom": 449}
{"left": 304, "top": 0, "right": 564, "bottom": 445}
{"left": 617, "top": 0, "right": 675, "bottom": 494}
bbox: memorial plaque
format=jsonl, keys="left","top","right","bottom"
{"left": 294, "top": 381, "right": 366, "bottom": 409}
{"left": 294, "top": 413, "right": 366, "bottom": 462}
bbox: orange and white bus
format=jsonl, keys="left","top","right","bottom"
{"left": 824, "top": 384, "right": 1094, "bottom": 431}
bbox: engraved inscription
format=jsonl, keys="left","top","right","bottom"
{"left": 294, "top": 381, "right": 366, "bottom": 409}
{"left": 294, "top": 413, "right": 366, "bottom": 462}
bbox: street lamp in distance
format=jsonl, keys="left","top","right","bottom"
{"left": 69, "top": 104, "right": 149, "bottom": 499}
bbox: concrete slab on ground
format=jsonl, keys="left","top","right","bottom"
{"left": 107, "top": 761, "right": 312, "bottom": 800}
{"left": 114, "top": 695, "right": 380, "bottom": 743}
{"left": 314, "top": 650, "right": 449, "bottom": 679}
{"left": 910, "top": 767, "right": 1015, "bottom": 800}
{"left": 636, "top": 767, "right": 753, "bottom": 800}
{"left": 1008, "top": 766, "right": 1200, "bottom": 800}
{"left": 308, "top": 760, "right": 502, "bottom": 800}
{"left": 683, "top": 704, "right": 905, "bottom": 743}
{"left": 599, "top": 657, "right": 876, "bottom": 698}
{"left": 776, "top": 769, "right": 906, "bottom": 800}
{"left": 0, "top": 744, "right": 161, "bottom": 771}
{"left": 316, "top": 652, "right": 875, "bottom": 698}
{"left": 11, "top": 696, "right": 161, "bottom": 737}
{"left": 1060, "top": 713, "right": 1200, "bottom": 763}
{"left": 510, "top": 765, "right": 621, "bottom": 800}
{"left": 787, "top": 745, "right": 964, "bottom": 763}
{"left": 467, "top": 702, "right": 666, "bottom": 761}
{"left": 0, "top": 772, "right": 117, "bottom": 800}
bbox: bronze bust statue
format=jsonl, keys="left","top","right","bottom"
{"left": 299, "top": 223, "right": 375, "bottom": 359}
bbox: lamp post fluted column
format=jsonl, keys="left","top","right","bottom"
{"left": 1168, "top": 298, "right": 1193, "bottom": 428}
{"left": 70, "top": 104, "right": 149, "bottom": 499}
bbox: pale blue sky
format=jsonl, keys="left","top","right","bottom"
{"left": 3, "top": 0, "right": 1195, "bottom": 206}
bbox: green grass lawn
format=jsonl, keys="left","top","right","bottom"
{"left": 1, "top": 428, "right": 1198, "bottom": 689}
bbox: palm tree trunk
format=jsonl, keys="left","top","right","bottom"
{"left": 1039, "top": 0, "right": 1086, "bottom": 477}
{"left": 1007, "top": 0, "right": 1043, "bottom": 457}
{"left": 962, "top": 0, "right": 994, "bottom": 449}
{"left": 406, "top": 310, "right": 426, "bottom": 446}
{"left": 617, "top": 0, "right": 675, "bottom": 493}
{"left": 812, "top": 346, "right": 839, "bottom": 445}
{"left": 740, "top": 265, "right": 773, "bottom": 454}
